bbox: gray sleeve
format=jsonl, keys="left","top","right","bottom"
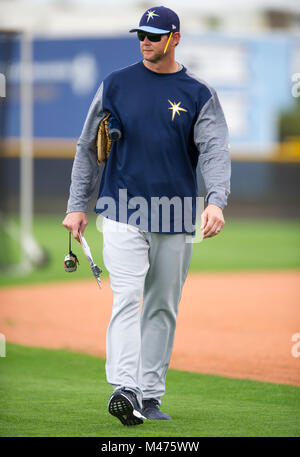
{"left": 194, "top": 88, "right": 231, "bottom": 210}
{"left": 66, "top": 82, "right": 106, "bottom": 213}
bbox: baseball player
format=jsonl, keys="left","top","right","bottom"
{"left": 62, "top": 6, "right": 231, "bottom": 426}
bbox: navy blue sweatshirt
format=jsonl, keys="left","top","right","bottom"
{"left": 67, "top": 60, "right": 231, "bottom": 234}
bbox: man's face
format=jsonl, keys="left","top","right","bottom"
{"left": 139, "top": 32, "right": 177, "bottom": 63}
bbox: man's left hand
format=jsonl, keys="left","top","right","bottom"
{"left": 200, "top": 204, "right": 225, "bottom": 239}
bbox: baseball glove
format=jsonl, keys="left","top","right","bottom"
{"left": 96, "top": 113, "right": 113, "bottom": 165}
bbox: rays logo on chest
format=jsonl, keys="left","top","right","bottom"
{"left": 168, "top": 100, "right": 188, "bottom": 121}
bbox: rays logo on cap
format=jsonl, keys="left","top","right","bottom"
{"left": 146, "top": 9, "right": 160, "bottom": 22}
{"left": 129, "top": 6, "right": 180, "bottom": 35}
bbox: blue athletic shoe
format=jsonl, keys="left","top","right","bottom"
{"left": 108, "top": 388, "right": 146, "bottom": 426}
{"left": 142, "top": 398, "right": 172, "bottom": 420}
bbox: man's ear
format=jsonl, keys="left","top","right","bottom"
{"left": 173, "top": 32, "right": 181, "bottom": 47}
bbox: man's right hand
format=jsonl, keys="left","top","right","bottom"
{"left": 62, "top": 211, "right": 88, "bottom": 242}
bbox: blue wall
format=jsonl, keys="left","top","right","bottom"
{"left": 0, "top": 33, "right": 298, "bottom": 150}
{"left": 1, "top": 35, "right": 140, "bottom": 138}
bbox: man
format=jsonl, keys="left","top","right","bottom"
{"left": 62, "top": 5, "right": 231, "bottom": 426}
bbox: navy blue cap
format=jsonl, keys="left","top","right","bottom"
{"left": 129, "top": 6, "right": 180, "bottom": 35}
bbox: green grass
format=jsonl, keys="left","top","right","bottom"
{"left": 0, "top": 214, "right": 105, "bottom": 287}
{"left": 191, "top": 218, "right": 300, "bottom": 271}
{"left": 0, "top": 343, "right": 299, "bottom": 437}
{"left": 0, "top": 215, "right": 300, "bottom": 287}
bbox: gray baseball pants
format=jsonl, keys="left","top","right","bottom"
{"left": 101, "top": 216, "right": 193, "bottom": 408}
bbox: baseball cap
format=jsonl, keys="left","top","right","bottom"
{"left": 129, "top": 6, "right": 180, "bottom": 35}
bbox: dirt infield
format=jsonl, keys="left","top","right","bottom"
{"left": 0, "top": 270, "right": 299, "bottom": 386}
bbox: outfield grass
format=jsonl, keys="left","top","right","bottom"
{"left": 0, "top": 343, "right": 299, "bottom": 437}
{"left": 0, "top": 215, "right": 300, "bottom": 287}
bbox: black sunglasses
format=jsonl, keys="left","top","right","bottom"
{"left": 137, "top": 31, "right": 169, "bottom": 42}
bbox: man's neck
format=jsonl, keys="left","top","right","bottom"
{"left": 142, "top": 58, "right": 180, "bottom": 74}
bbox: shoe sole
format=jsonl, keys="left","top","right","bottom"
{"left": 108, "top": 392, "right": 146, "bottom": 426}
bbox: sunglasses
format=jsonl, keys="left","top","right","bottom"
{"left": 137, "top": 31, "right": 169, "bottom": 42}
